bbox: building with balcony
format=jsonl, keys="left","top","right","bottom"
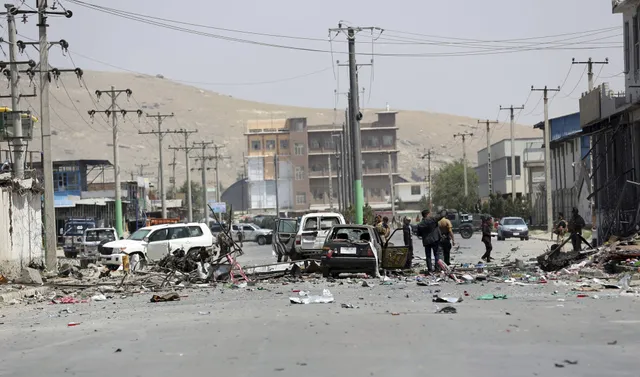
{"left": 475, "top": 137, "right": 544, "bottom": 201}
{"left": 244, "top": 111, "right": 401, "bottom": 212}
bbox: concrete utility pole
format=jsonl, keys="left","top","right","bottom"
{"left": 168, "top": 128, "right": 197, "bottom": 222}
{"left": 387, "top": 151, "right": 395, "bottom": 219}
{"left": 499, "top": 105, "right": 525, "bottom": 202}
{"left": 572, "top": 57, "right": 608, "bottom": 92}
{"left": 8, "top": 2, "right": 74, "bottom": 270}
{"left": 327, "top": 154, "right": 333, "bottom": 210}
{"left": 342, "top": 110, "right": 353, "bottom": 208}
{"left": 134, "top": 163, "right": 149, "bottom": 177}
{"left": 531, "top": 86, "right": 561, "bottom": 233}
{"left": 478, "top": 120, "right": 499, "bottom": 196}
{"left": 454, "top": 132, "right": 474, "bottom": 197}
{"left": 5, "top": 6, "right": 24, "bottom": 179}
{"left": 574, "top": 57, "right": 607, "bottom": 230}
{"left": 138, "top": 112, "right": 176, "bottom": 219}
{"left": 329, "top": 25, "right": 380, "bottom": 223}
{"left": 88, "top": 88, "right": 142, "bottom": 237}
{"left": 192, "top": 141, "right": 214, "bottom": 222}
{"left": 421, "top": 150, "right": 434, "bottom": 212}
{"left": 169, "top": 149, "right": 177, "bottom": 198}
{"left": 211, "top": 144, "right": 230, "bottom": 203}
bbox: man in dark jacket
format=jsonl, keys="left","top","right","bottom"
{"left": 480, "top": 215, "right": 493, "bottom": 262}
{"left": 417, "top": 209, "right": 441, "bottom": 273}
{"left": 402, "top": 217, "right": 413, "bottom": 269}
{"left": 568, "top": 207, "right": 586, "bottom": 252}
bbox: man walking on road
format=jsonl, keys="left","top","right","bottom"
{"left": 480, "top": 215, "right": 493, "bottom": 262}
{"left": 568, "top": 207, "right": 586, "bottom": 252}
{"left": 438, "top": 210, "right": 455, "bottom": 265}
{"left": 402, "top": 217, "right": 413, "bottom": 269}
{"left": 417, "top": 209, "right": 441, "bottom": 273}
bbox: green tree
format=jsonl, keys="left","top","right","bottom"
{"left": 341, "top": 203, "right": 375, "bottom": 225}
{"left": 431, "top": 160, "right": 480, "bottom": 212}
{"left": 178, "top": 180, "right": 204, "bottom": 213}
{"left": 396, "top": 197, "right": 407, "bottom": 211}
{"left": 418, "top": 195, "right": 429, "bottom": 210}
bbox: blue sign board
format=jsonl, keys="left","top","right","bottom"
{"left": 208, "top": 201, "right": 227, "bottom": 214}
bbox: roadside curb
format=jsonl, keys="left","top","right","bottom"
{"left": 0, "top": 286, "right": 52, "bottom": 303}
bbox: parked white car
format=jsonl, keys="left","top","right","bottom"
{"left": 230, "top": 223, "right": 273, "bottom": 245}
{"left": 294, "top": 212, "right": 346, "bottom": 259}
{"left": 100, "top": 223, "right": 215, "bottom": 270}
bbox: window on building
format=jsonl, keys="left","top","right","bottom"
{"left": 634, "top": 14, "right": 639, "bottom": 72}
{"left": 506, "top": 156, "right": 522, "bottom": 176}
{"left": 625, "top": 21, "right": 631, "bottom": 73}
{"left": 294, "top": 143, "right": 305, "bottom": 155}
{"left": 367, "top": 136, "right": 379, "bottom": 147}
{"left": 324, "top": 138, "right": 334, "bottom": 149}
{"left": 296, "top": 192, "right": 306, "bottom": 204}
{"left": 312, "top": 190, "right": 323, "bottom": 200}
{"left": 411, "top": 185, "right": 421, "bottom": 195}
{"left": 251, "top": 140, "right": 261, "bottom": 151}
{"left": 295, "top": 166, "right": 305, "bottom": 180}
{"left": 371, "top": 187, "right": 381, "bottom": 197}
{"left": 292, "top": 120, "right": 305, "bottom": 132}
{"left": 382, "top": 135, "right": 394, "bottom": 146}
{"left": 265, "top": 139, "right": 276, "bottom": 150}
{"left": 309, "top": 139, "right": 321, "bottom": 149}
{"left": 279, "top": 139, "right": 289, "bottom": 150}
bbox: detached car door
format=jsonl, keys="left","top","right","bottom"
{"left": 274, "top": 219, "right": 298, "bottom": 258}
{"left": 146, "top": 228, "right": 170, "bottom": 261}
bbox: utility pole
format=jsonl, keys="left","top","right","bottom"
{"left": 454, "top": 132, "right": 474, "bottom": 197}
{"left": 134, "top": 163, "right": 149, "bottom": 177}
{"left": 387, "top": 151, "right": 395, "bottom": 219}
{"left": 342, "top": 110, "right": 352, "bottom": 208}
{"left": 274, "top": 153, "right": 280, "bottom": 215}
{"left": 138, "top": 112, "right": 176, "bottom": 219}
{"left": 192, "top": 141, "right": 214, "bottom": 222}
{"left": 168, "top": 128, "right": 197, "bottom": 221}
{"left": 572, "top": 57, "right": 608, "bottom": 92}
{"left": 169, "top": 149, "right": 177, "bottom": 199}
{"left": 88, "top": 88, "right": 143, "bottom": 237}
{"left": 5, "top": 6, "right": 24, "bottom": 179}
{"left": 478, "top": 120, "right": 499, "bottom": 196}
{"left": 329, "top": 25, "right": 380, "bottom": 224}
{"left": 421, "top": 150, "right": 434, "bottom": 212}
{"left": 499, "top": 105, "right": 525, "bottom": 201}
{"left": 327, "top": 154, "right": 333, "bottom": 209}
{"left": 332, "top": 134, "right": 343, "bottom": 212}
{"left": 574, "top": 57, "right": 607, "bottom": 230}
{"left": 211, "top": 144, "right": 230, "bottom": 203}
{"left": 531, "top": 85, "right": 561, "bottom": 233}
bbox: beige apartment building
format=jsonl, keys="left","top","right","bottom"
{"left": 245, "top": 110, "right": 400, "bottom": 212}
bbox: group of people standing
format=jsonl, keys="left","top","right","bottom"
{"left": 400, "top": 209, "right": 456, "bottom": 272}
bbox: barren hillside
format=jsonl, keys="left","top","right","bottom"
{"left": 3, "top": 70, "right": 541, "bottom": 188}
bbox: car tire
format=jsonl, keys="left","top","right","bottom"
{"left": 64, "top": 251, "right": 78, "bottom": 258}
{"left": 257, "top": 236, "right": 266, "bottom": 245}
{"left": 520, "top": 237, "right": 525, "bottom": 241}
{"left": 460, "top": 227, "right": 473, "bottom": 239}
{"left": 497, "top": 234, "right": 504, "bottom": 241}
{"left": 525, "top": 236, "right": 530, "bottom": 241}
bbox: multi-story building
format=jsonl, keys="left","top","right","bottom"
{"left": 245, "top": 110, "right": 400, "bottom": 212}
{"left": 533, "top": 112, "right": 591, "bottom": 226}
{"left": 475, "top": 137, "right": 544, "bottom": 201}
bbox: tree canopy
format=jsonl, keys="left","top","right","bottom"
{"left": 431, "top": 160, "right": 479, "bottom": 212}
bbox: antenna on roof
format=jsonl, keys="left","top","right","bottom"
{"left": 385, "top": 102, "right": 390, "bottom": 112}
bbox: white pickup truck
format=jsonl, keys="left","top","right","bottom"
{"left": 293, "top": 212, "right": 346, "bottom": 259}
{"left": 100, "top": 223, "right": 215, "bottom": 270}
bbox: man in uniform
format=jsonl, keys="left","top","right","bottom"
{"left": 568, "top": 207, "right": 586, "bottom": 252}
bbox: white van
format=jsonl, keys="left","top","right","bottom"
{"left": 294, "top": 212, "right": 345, "bottom": 259}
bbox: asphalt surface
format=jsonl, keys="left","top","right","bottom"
{"left": 1, "top": 233, "right": 639, "bottom": 377}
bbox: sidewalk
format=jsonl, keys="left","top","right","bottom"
{"left": 529, "top": 230, "right": 593, "bottom": 242}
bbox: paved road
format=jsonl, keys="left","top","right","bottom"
{"left": 2, "top": 232, "right": 638, "bottom": 377}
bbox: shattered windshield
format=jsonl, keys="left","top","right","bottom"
{"left": 328, "top": 227, "right": 369, "bottom": 242}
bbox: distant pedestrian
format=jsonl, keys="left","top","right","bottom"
{"left": 381, "top": 216, "right": 391, "bottom": 242}
{"left": 568, "top": 207, "right": 586, "bottom": 252}
{"left": 417, "top": 209, "right": 441, "bottom": 273}
{"left": 480, "top": 215, "right": 493, "bottom": 262}
{"left": 554, "top": 212, "right": 567, "bottom": 247}
{"left": 402, "top": 217, "right": 413, "bottom": 269}
{"left": 438, "top": 210, "right": 455, "bottom": 265}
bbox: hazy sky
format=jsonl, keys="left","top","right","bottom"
{"left": 16, "top": 0, "right": 624, "bottom": 127}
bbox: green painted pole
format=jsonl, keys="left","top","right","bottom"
{"left": 348, "top": 27, "right": 364, "bottom": 224}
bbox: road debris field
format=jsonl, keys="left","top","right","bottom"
{"left": 1, "top": 232, "right": 639, "bottom": 377}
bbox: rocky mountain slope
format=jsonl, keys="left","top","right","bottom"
{"left": 2, "top": 70, "right": 541, "bottom": 189}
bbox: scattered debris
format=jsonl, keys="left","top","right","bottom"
{"left": 115, "top": 348, "right": 122, "bottom": 353}
{"left": 607, "top": 340, "right": 618, "bottom": 345}
{"left": 289, "top": 289, "right": 334, "bottom": 304}
{"left": 198, "top": 311, "right": 211, "bottom": 315}
{"left": 477, "top": 294, "right": 507, "bottom": 300}
{"left": 91, "top": 294, "right": 107, "bottom": 302}
{"left": 564, "top": 360, "right": 578, "bottom": 365}
{"left": 341, "top": 303, "right": 358, "bottom": 309}
{"left": 67, "top": 322, "right": 81, "bottom": 327}
{"left": 16, "top": 268, "right": 43, "bottom": 285}
{"left": 436, "top": 306, "right": 457, "bottom": 314}
{"left": 432, "top": 296, "right": 463, "bottom": 303}
{"left": 150, "top": 292, "right": 180, "bottom": 303}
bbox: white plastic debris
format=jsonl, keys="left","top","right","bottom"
{"left": 618, "top": 274, "right": 631, "bottom": 291}
{"left": 91, "top": 294, "right": 107, "bottom": 302}
{"left": 289, "top": 289, "right": 334, "bottom": 304}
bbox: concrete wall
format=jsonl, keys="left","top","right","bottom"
{"left": 395, "top": 182, "right": 429, "bottom": 203}
{"left": 0, "top": 187, "right": 44, "bottom": 277}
